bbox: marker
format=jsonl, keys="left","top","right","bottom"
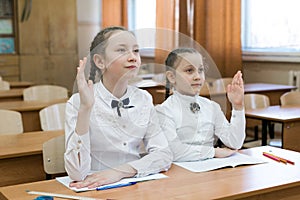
{"left": 96, "top": 182, "right": 136, "bottom": 191}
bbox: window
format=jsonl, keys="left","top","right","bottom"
{"left": 127, "top": 0, "right": 156, "bottom": 57}
{"left": 242, "top": 0, "right": 300, "bottom": 62}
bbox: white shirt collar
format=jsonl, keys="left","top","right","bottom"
{"left": 173, "top": 90, "right": 199, "bottom": 104}
{"left": 94, "top": 81, "right": 136, "bottom": 106}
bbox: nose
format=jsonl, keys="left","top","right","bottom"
{"left": 193, "top": 71, "right": 201, "bottom": 80}
{"left": 127, "top": 57, "right": 137, "bottom": 62}
{"left": 127, "top": 52, "right": 137, "bottom": 62}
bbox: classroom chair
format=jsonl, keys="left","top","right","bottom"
{"left": 243, "top": 94, "right": 275, "bottom": 148}
{"left": 211, "top": 77, "right": 233, "bottom": 93}
{"left": 39, "top": 103, "right": 66, "bottom": 131}
{"left": 43, "top": 135, "right": 66, "bottom": 179}
{"left": 0, "top": 80, "right": 10, "bottom": 91}
{"left": 0, "top": 109, "right": 23, "bottom": 134}
{"left": 280, "top": 91, "right": 300, "bottom": 106}
{"left": 23, "top": 85, "right": 68, "bottom": 101}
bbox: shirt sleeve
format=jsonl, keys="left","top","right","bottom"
{"left": 128, "top": 101, "right": 173, "bottom": 177}
{"left": 213, "top": 102, "right": 246, "bottom": 149}
{"left": 156, "top": 105, "right": 215, "bottom": 162}
{"left": 64, "top": 95, "right": 92, "bottom": 181}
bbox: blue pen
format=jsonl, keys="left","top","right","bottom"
{"left": 96, "top": 182, "right": 137, "bottom": 191}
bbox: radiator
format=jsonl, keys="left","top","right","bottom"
{"left": 244, "top": 68, "right": 300, "bottom": 91}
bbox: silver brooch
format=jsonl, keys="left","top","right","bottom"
{"left": 190, "top": 102, "right": 200, "bottom": 113}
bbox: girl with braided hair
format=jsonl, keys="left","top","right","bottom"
{"left": 64, "top": 26, "right": 172, "bottom": 189}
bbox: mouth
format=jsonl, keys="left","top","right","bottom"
{"left": 191, "top": 83, "right": 202, "bottom": 87}
{"left": 125, "top": 65, "right": 137, "bottom": 69}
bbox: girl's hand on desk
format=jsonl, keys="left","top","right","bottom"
{"left": 227, "top": 71, "right": 244, "bottom": 110}
{"left": 77, "top": 57, "right": 95, "bottom": 109}
{"left": 214, "top": 147, "right": 237, "bottom": 158}
{"left": 69, "top": 164, "right": 137, "bottom": 189}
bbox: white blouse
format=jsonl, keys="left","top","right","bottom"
{"left": 64, "top": 81, "right": 172, "bottom": 181}
{"left": 155, "top": 91, "right": 246, "bottom": 162}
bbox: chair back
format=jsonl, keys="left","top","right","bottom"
{"left": 23, "top": 85, "right": 68, "bottom": 101}
{"left": 211, "top": 77, "right": 233, "bottom": 93}
{"left": 39, "top": 103, "right": 66, "bottom": 131}
{"left": 280, "top": 91, "right": 300, "bottom": 106}
{"left": 0, "top": 109, "right": 23, "bottom": 134}
{"left": 199, "top": 82, "right": 211, "bottom": 95}
{"left": 0, "top": 80, "right": 10, "bottom": 90}
{"left": 244, "top": 94, "right": 270, "bottom": 110}
{"left": 43, "top": 135, "right": 66, "bottom": 175}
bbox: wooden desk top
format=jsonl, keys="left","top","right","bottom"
{"left": 244, "top": 83, "right": 297, "bottom": 93}
{"left": 1, "top": 146, "right": 299, "bottom": 200}
{"left": 133, "top": 79, "right": 164, "bottom": 88}
{"left": 0, "top": 130, "right": 64, "bottom": 159}
{"left": 246, "top": 105, "right": 300, "bottom": 122}
{"left": 0, "top": 98, "right": 68, "bottom": 112}
{"left": 156, "top": 83, "right": 296, "bottom": 96}
{"left": 8, "top": 81, "right": 34, "bottom": 89}
{"left": 0, "top": 88, "right": 23, "bottom": 99}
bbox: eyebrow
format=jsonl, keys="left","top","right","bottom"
{"left": 116, "top": 44, "right": 139, "bottom": 48}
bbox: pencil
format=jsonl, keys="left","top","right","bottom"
{"left": 262, "top": 152, "right": 295, "bottom": 165}
{"left": 263, "top": 152, "right": 281, "bottom": 162}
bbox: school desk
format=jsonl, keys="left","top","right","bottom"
{"left": 8, "top": 81, "right": 34, "bottom": 89}
{"left": 244, "top": 83, "right": 297, "bottom": 105}
{"left": 155, "top": 83, "right": 296, "bottom": 104}
{"left": 0, "top": 130, "right": 64, "bottom": 187}
{"left": 246, "top": 105, "right": 300, "bottom": 152}
{"left": 0, "top": 146, "right": 299, "bottom": 200}
{"left": 0, "top": 98, "right": 68, "bottom": 132}
{"left": 0, "top": 88, "right": 23, "bottom": 102}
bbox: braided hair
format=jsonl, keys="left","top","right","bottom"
{"left": 164, "top": 48, "right": 199, "bottom": 99}
{"left": 88, "top": 26, "right": 127, "bottom": 83}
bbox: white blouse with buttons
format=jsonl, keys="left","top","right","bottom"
{"left": 64, "top": 81, "right": 172, "bottom": 181}
{"left": 155, "top": 91, "right": 246, "bottom": 162}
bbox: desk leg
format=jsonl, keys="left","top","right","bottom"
{"left": 261, "top": 120, "right": 268, "bottom": 146}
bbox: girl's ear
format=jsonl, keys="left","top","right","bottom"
{"left": 166, "top": 71, "right": 176, "bottom": 84}
{"left": 93, "top": 54, "right": 105, "bottom": 70}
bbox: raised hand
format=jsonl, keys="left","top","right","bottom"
{"left": 227, "top": 71, "right": 244, "bottom": 110}
{"left": 77, "top": 57, "right": 95, "bottom": 109}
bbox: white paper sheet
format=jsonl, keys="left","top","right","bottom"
{"left": 56, "top": 173, "right": 168, "bottom": 192}
{"left": 174, "top": 152, "right": 266, "bottom": 172}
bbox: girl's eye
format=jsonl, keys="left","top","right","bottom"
{"left": 133, "top": 49, "right": 139, "bottom": 53}
{"left": 186, "top": 68, "right": 194, "bottom": 73}
{"left": 117, "top": 48, "right": 127, "bottom": 52}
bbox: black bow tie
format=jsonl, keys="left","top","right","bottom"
{"left": 190, "top": 102, "right": 200, "bottom": 113}
{"left": 111, "top": 98, "right": 134, "bottom": 117}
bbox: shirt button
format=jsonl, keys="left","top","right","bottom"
{"left": 123, "top": 142, "right": 127, "bottom": 146}
{"left": 78, "top": 140, "right": 81, "bottom": 144}
{"left": 122, "top": 125, "right": 126, "bottom": 128}
{"left": 76, "top": 146, "right": 80, "bottom": 150}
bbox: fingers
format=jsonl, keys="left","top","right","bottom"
{"left": 77, "top": 57, "right": 87, "bottom": 77}
{"left": 231, "top": 70, "right": 243, "bottom": 86}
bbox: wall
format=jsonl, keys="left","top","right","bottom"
{"left": 76, "top": 0, "right": 101, "bottom": 59}
{"left": 243, "top": 61, "right": 300, "bottom": 84}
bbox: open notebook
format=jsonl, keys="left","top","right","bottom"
{"left": 56, "top": 173, "right": 168, "bottom": 192}
{"left": 174, "top": 152, "right": 266, "bottom": 173}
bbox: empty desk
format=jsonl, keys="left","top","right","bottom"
{"left": 0, "top": 130, "right": 64, "bottom": 186}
